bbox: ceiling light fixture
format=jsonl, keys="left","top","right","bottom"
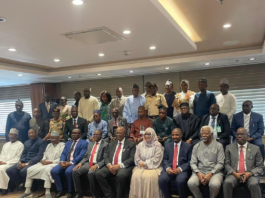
{"left": 130, "top": 71, "right": 134, "bottom": 73}
{"left": 97, "top": 73, "right": 102, "bottom": 76}
{"left": 150, "top": 46, "right": 156, "bottom": 50}
{"left": 223, "top": 24, "right": 231, "bottom": 28}
{"left": 165, "top": 67, "right": 170, "bottom": 70}
{"left": 123, "top": 30, "right": 131, "bottom": 34}
{"left": 0, "top": 18, "right": 6, "bottom": 22}
{"left": 204, "top": 63, "right": 210, "bottom": 66}
{"left": 98, "top": 53, "right": 104, "bottom": 57}
{"left": 68, "top": 76, "right": 72, "bottom": 79}
{"left": 249, "top": 58, "right": 255, "bottom": 61}
{"left": 8, "top": 48, "right": 16, "bottom": 52}
{"left": 18, "top": 74, "right": 23, "bottom": 77}
{"left": 72, "top": 0, "right": 83, "bottom": 5}
{"left": 54, "top": 59, "right": 60, "bottom": 62}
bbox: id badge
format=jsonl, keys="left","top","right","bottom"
{"left": 140, "top": 130, "right": 145, "bottom": 135}
{"left": 140, "top": 125, "right": 145, "bottom": 135}
{"left": 216, "top": 126, "right": 222, "bottom": 133}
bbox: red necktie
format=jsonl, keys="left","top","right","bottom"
{"left": 113, "top": 119, "right": 117, "bottom": 127}
{"left": 73, "top": 119, "right": 76, "bottom": 126}
{"left": 238, "top": 145, "right": 245, "bottom": 173}
{"left": 89, "top": 142, "right": 98, "bottom": 167}
{"left": 114, "top": 143, "right": 122, "bottom": 165}
{"left": 172, "top": 144, "right": 178, "bottom": 170}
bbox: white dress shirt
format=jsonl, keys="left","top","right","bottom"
{"left": 72, "top": 116, "right": 79, "bottom": 125}
{"left": 90, "top": 140, "right": 102, "bottom": 164}
{"left": 237, "top": 142, "right": 247, "bottom": 171}
{"left": 208, "top": 115, "right": 219, "bottom": 136}
{"left": 167, "top": 141, "right": 182, "bottom": 171}
{"left": 243, "top": 112, "right": 251, "bottom": 132}
{"left": 111, "top": 138, "right": 125, "bottom": 168}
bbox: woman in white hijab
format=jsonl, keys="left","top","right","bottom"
{"left": 129, "top": 127, "right": 163, "bottom": 198}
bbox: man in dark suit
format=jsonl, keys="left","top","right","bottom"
{"left": 72, "top": 129, "right": 108, "bottom": 198}
{"left": 96, "top": 126, "right": 136, "bottom": 198}
{"left": 64, "top": 107, "right": 88, "bottom": 141}
{"left": 107, "top": 107, "right": 128, "bottom": 142}
{"left": 223, "top": 127, "right": 264, "bottom": 198}
{"left": 6, "top": 129, "right": 46, "bottom": 195}
{"left": 51, "top": 128, "right": 88, "bottom": 198}
{"left": 39, "top": 93, "right": 57, "bottom": 120}
{"left": 231, "top": 100, "right": 264, "bottom": 159}
{"left": 159, "top": 128, "right": 192, "bottom": 198}
{"left": 200, "top": 104, "right": 231, "bottom": 149}
{"left": 173, "top": 103, "right": 201, "bottom": 146}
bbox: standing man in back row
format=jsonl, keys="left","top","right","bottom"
{"left": 110, "top": 87, "right": 127, "bottom": 118}
{"left": 164, "top": 79, "right": 176, "bottom": 119}
{"left": 78, "top": 87, "right": 99, "bottom": 124}
{"left": 193, "top": 77, "right": 216, "bottom": 117}
{"left": 39, "top": 93, "right": 57, "bottom": 120}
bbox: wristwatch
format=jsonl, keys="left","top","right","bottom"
{"left": 25, "top": 163, "right": 29, "bottom": 166}
{"left": 189, "top": 138, "right": 192, "bottom": 141}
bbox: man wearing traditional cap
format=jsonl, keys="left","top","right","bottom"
{"left": 0, "top": 128, "right": 24, "bottom": 195}
{"left": 44, "top": 108, "right": 65, "bottom": 140}
{"left": 78, "top": 87, "right": 99, "bottom": 124}
{"left": 5, "top": 99, "right": 32, "bottom": 143}
{"left": 123, "top": 84, "right": 145, "bottom": 126}
{"left": 141, "top": 81, "right": 152, "bottom": 97}
{"left": 30, "top": 108, "right": 49, "bottom": 139}
{"left": 145, "top": 83, "right": 168, "bottom": 120}
{"left": 153, "top": 105, "right": 174, "bottom": 145}
{"left": 173, "top": 103, "right": 201, "bottom": 145}
{"left": 6, "top": 129, "right": 47, "bottom": 195}
{"left": 110, "top": 87, "right": 127, "bottom": 118}
{"left": 87, "top": 110, "right": 108, "bottom": 143}
{"left": 164, "top": 79, "right": 176, "bottom": 119}
{"left": 193, "top": 77, "right": 216, "bottom": 117}
{"left": 19, "top": 131, "right": 65, "bottom": 198}
{"left": 129, "top": 106, "right": 153, "bottom": 143}
{"left": 216, "top": 78, "right": 237, "bottom": 123}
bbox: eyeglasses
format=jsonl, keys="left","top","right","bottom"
{"left": 144, "top": 133, "right": 151, "bottom": 136}
{"left": 242, "top": 105, "right": 251, "bottom": 107}
{"left": 235, "top": 133, "right": 247, "bottom": 137}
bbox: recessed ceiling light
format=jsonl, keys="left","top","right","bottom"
{"left": 54, "top": 59, "right": 60, "bottom": 62}
{"left": 150, "top": 46, "right": 156, "bottom": 50}
{"left": 68, "top": 76, "right": 72, "bottom": 79}
{"left": 18, "top": 74, "right": 23, "bottom": 77}
{"left": 0, "top": 18, "right": 6, "bottom": 22}
{"left": 223, "top": 24, "right": 231, "bottom": 28}
{"left": 249, "top": 58, "right": 255, "bottom": 61}
{"left": 123, "top": 30, "right": 131, "bottom": 34}
{"left": 130, "top": 71, "right": 134, "bottom": 73}
{"left": 97, "top": 73, "right": 102, "bottom": 76}
{"left": 8, "top": 48, "right": 16, "bottom": 52}
{"left": 204, "top": 63, "right": 210, "bottom": 66}
{"left": 98, "top": 53, "right": 104, "bottom": 57}
{"left": 72, "top": 0, "right": 83, "bottom": 5}
{"left": 165, "top": 67, "right": 170, "bottom": 70}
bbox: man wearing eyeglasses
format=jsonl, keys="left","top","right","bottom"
{"left": 231, "top": 100, "right": 264, "bottom": 159}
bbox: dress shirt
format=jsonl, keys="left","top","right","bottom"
{"left": 72, "top": 116, "right": 79, "bottom": 125}
{"left": 70, "top": 138, "right": 80, "bottom": 163}
{"left": 45, "top": 102, "right": 50, "bottom": 112}
{"left": 243, "top": 112, "right": 251, "bottom": 132}
{"left": 237, "top": 142, "right": 247, "bottom": 171}
{"left": 208, "top": 115, "right": 219, "bottom": 133}
{"left": 166, "top": 141, "right": 182, "bottom": 171}
{"left": 111, "top": 138, "right": 125, "bottom": 168}
{"left": 91, "top": 140, "right": 102, "bottom": 164}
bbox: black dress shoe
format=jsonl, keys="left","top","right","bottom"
{"left": 74, "top": 194, "right": 83, "bottom": 198}
{"left": 67, "top": 193, "right": 75, "bottom": 198}
{"left": 1, "top": 189, "right": 8, "bottom": 196}
{"left": 54, "top": 191, "right": 66, "bottom": 198}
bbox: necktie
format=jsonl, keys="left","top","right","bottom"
{"left": 113, "top": 119, "right": 117, "bottom": 127}
{"left": 244, "top": 115, "right": 250, "bottom": 132}
{"left": 238, "top": 146, "right": 245, "bottom": 173}
{"left": 73, "top": 119, "right": 76, "bottom": 126}
{"left": 172, "top": 144, "right": 178, "bottom": 170}
{"left": 89, "top": 142, "right": 99, "bottom": 167}
{"left": 46, "top": 103, "right": 50, "bottom": 113}
{"left": 211, "top": 117, "right": 216, "bottom": 129}
{"left": 66, "top": 140, "right": 77, "bottom": 162}
{"left": 114, "top": 143, "right": 122, "bottom": 165}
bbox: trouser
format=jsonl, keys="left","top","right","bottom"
{"left": 51, "top": 164, "right": 75, "bottom": 193}
{"left": 6, "top": 163, "right": 32, "bottom": 187}
{"left": 223, "top": 175, "right": 261, "bottom": 198}
{"left": 95, "top": 166, "right": 132, "bottom": 198}
{"left": 159, "top": 170, "right": 190, "bottom": 198}
{"left": 25, "top": 177, "right": 51, "bottom": 189}
{"left": 188, "top": 172, "right": 223, "bottom": 198}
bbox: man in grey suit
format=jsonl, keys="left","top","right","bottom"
{"left": 107, "top": 108, "right": 128, "bottom": 142}
{"left": 223, "top": 127, "right": 264, "bottom": 198}
{"left": 72, "top": 130, "right": 108, "bottom": 198}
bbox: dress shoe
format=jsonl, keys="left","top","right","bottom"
{"left": 67, "top": 193, "right": 75, "bottom": 198}
{"left": 53, "top": 191, "right": 65, "bottom": 198}
{"left": 74, "top": 194, "right": 83, "bottom": 198}
{"left": 1, "top": 189, "right": 8, "bottom": 196}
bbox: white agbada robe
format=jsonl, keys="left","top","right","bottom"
{"left": 25, "top": 142, "right": 65, "bottom": 188}
{"left": 0, "top": 141, "right": 24, "bottom": 189}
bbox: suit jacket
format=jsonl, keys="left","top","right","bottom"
{"left": 107, "top": 117, "right": 128, "bottom": 138}
{"left": 104, "top": 139, "right": 136, "bottom": 169}
{"left": 225, "top": 143, "right": 264, "bottom": 176}
{"left": 173, "top": 113, "right": 201, "bottom": 142}
{"left": 200, "top": 113, "right": 231, "bottom": 140}
{"left": 60, "top": 139, "right": 88, "bottom": 165}
{"left": 63, "top": 117, "right": 88, "bottom": 141}
{"left": 231, "top": 111, "right": 264, "bottom": 139}
{"left": 39, "top": 102, "right": 57, "bottom": 120}
{"left": 163, "top": 141, "right": 192, "bottom": 172}
{"left": 20, "top": 137, "right": 47, "bottom": 165}
{"left": 80, "top": 140, "right": 108, "bottom": 169}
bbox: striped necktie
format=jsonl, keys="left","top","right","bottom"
{"left": 244, "top": 115, "right": 250, "bottom": 132}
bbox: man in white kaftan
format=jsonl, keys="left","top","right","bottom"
{"left": 0, "top": 128, "right": 23, "bottom": 191}
{"left": 19, "top": 131, "right": 65, "bottom": 198}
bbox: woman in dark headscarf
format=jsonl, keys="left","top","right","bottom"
{"left": 129, "top": 127, "right": 163, "bottom": 198}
